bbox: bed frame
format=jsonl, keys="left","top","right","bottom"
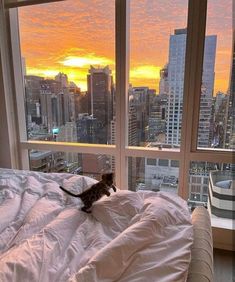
{"left": 187, "top": 206, "right": 213, "bottom": 282}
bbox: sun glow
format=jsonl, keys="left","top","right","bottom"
{"left": 130, "top": 65, "right": 161, "bottom": 80}
{"left": 26, "top": 64, "right": 163, "bottom": 92}
{"left": 61, "top": 55, "right": 113, "bottom": 67}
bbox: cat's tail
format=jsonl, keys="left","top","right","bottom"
{"left": 59, "top": 186, "right": 81, "bottom": 197}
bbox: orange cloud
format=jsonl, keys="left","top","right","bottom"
{"left": 19, "top": 0, "right": 231, "bottom": 94}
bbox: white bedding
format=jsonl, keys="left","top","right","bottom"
{"left": 0, "top": 168, "right": 193, "bottom": 282}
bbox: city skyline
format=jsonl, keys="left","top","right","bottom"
{"left": 19, "top": 0, "right": 232, "bottom": 93}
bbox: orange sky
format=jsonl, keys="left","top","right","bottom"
{"left": 19, "top": 0, "right": 232, "bottom": 94}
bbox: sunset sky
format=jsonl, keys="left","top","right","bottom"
{"left": 19, "top": 0, "right": 232, "bottom": 94}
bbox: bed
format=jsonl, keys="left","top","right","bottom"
{"left": 0, "top": 168, "right": 213, "bottom": 282}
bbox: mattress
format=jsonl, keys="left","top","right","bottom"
{"left": 0, "top": 168, "right": 193, "bottom": 282}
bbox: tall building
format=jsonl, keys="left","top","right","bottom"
{"left": 56, "top": 121, "right": 78, "bottom": 164}
{"left": 55, "top": 72, "right": 72, "bottom": 124}
{"left": 225, "top": 12, "right": 235, "bottom": 150}
{"left": 24, "top": 75, "right": 43, "bottom": 125}
{"left": 76, "top": 113, "right": 98, "bottom": 143}
{"left": 55, "top": 72, "right": 68, "bottom": 88}
{"left": 40, "top": 79, "right": 64, "bottom": 131}
{"left": 198, "top": 35, "right": 217, "bottom": 147}
{"left": 166, "top": 29, "right": 216, "bottom": 147}
{"left": 211, "top": 93, "right": 228, "bottom": 148}
{"left": 87, "top": 66, "right": 114, "bottom": 144}
{"left": 166, "top": 28, "right": 187, "bottom": 145}
{"left": 129, "top": 86, "right": 150, "bottom": 145}
{"left": 110, "top": 95, "right": 138, "bottom": 189}
{"left": 148, "top": 93, "right": 167, "bottom": 143}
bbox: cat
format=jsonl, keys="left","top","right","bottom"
{"left": 59, "top": 173, "right": 116, "bottom": 213}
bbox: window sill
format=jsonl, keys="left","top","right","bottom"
{"left": 211, "top": 216, "right": 235, "bottom": 251}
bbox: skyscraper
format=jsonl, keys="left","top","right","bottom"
{"left": 55, "top": 72, "right": 68, "bottom": 88}
{"left": 40, "top": 79, "right": 65, "bottom": 131}
{"left": 87, "top": 66, "right": 114, "bottom": 144}
{"left": 198, "top": 35, "right": 217, "bottom": 147}
{"left": 56, "top": 121, "right": 78, "bottom": 164}
{"left": 166, "top": 28, "right": 187, "bottom": 145}
{"left": 166, "top": 29, "right": 216, "bottom": 147}
{"left": 225, "top": 9, "right": 235, "bottom": 150}
{"left": 24, "top": 75, "right": 43, "bottom": 125}
{"left": 211, "top": 92, "right": 228, "bottom": 148}
{"left": 129, "top": 86, "right": 150, "bottom": 145}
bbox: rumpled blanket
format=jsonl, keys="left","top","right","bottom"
{"left": 0, "top": 168, "right": 193, "bottom": 282}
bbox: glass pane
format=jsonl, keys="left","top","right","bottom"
{"left": 197, "top": 0, "right": 234, "bottom": 150}
{"left": 128, "top": 157, "right": 179, "bottom": 193}
{"left": 129, "top": 0, "right": 188, "bottom": 148}
{"left": 19, "top": 0, "right": 115, "bottom": 145}
{"left": 29, "top": 150, "right": 114, "bottom": 180}
{"left": 188, "top": 161, "right": 234, "bottom": 221}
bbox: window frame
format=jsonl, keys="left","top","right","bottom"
{"left": 0, "top": 0, "right": 233, "bottom": 199}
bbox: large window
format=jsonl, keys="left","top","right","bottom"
{"left": 197, "top": 0, "right": 234, "bottom": 150}
{"left": 0, "top": 0, "right": 233, "bottom": 226}
{"left": 19, "top": 0, "right": 115, "bottom": 145}
{"left": 129, "top": 0, "right": 188, "bottom": 148}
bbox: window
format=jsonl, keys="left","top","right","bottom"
{"left": 19, "top": 0, "right": 115, "bottom": 145}
{"left": 0, "top": 0, "right": 233, "bottom": 229}
{"left": 158, "top": 159, "right": 169, "bottom": 167}
{"left": 197, "top": 0, "right": 234, "bottom": 150}
{"left": 129, "top": 0, "right": 188, "bottom": 148}
{"left": 171, "top": 160, "right": 179, "bottom": 167}
{"left": 146, "top": 158, "right": 156, "bottom": 166}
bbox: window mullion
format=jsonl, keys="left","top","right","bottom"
{"left": 9, "top": 8, "right": 29, "bottom": 169}
{"left": 115, "top": 0, "right": 129, "bottom": 189}
{"left": 0, "top": 5, "right": 22, "bottom": 168}
{"left": 179, "top": 0, "right": 207, "bottom": 199}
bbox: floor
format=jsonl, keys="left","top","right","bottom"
{"left": 213, "top": 249, "right": 234, "bottom": 282}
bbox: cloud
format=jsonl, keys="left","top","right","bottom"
{"left": 19, "top": 0, "right": 231, "bottom": 93}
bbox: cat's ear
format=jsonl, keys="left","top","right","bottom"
{"left": 107, "top": 173, "right": 114, "bottom": 179}
{"left": 102, "top": 174, "right": 107, "bottom": 180}
{"left": 102, "top": 173, "right": 114, "bottom": 181}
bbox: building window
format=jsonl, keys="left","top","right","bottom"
{"left": 158, "top": 159, "right": 169, "bottom": 167}
{"left": 147, "top": 158, "right": 157, "bottom": 166}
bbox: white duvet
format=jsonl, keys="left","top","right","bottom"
{"left": 0, "top": 168, "right": 193, "bottom": 282}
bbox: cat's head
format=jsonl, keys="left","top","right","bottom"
{"left": 102, "top": 173, "right": 114, "bottom": 186}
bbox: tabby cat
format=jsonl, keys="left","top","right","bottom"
{"left": 59, "top": 173, "right": 116, "bottom": 213}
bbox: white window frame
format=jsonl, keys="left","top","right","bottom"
{"left": 1, "top": 0, "right": 233, "bottom": 200}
